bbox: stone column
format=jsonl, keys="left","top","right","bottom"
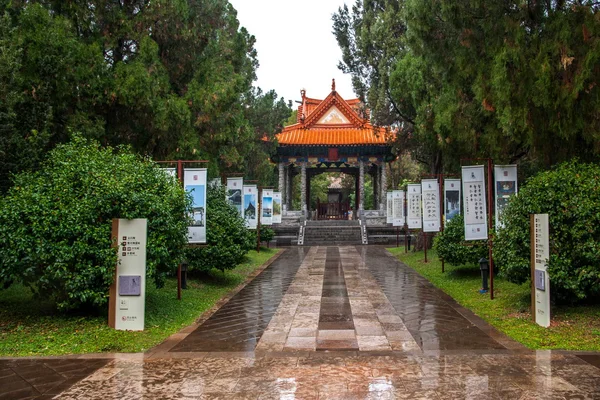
{"left": 301, "top": 162, "right": 307, "bottom": 215}
{"left": 286, "top": 166, "right": 293, "bottom": 210}
{"left": 359, "top": 160, "right": 364, "bottom": 212}
{"left": 373, "top": 168, "right": 379, "bottom": 210}
{"left": 278, "top": 162, "right": 285, "bottom": 204}
{"left": 380, "top": 162, "right": 387, "bottom": 212}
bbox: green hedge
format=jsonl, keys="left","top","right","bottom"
{"left": 494, "top": 160, "right": 600, "bottom": 303}
{"left": 185, "top": 185, "right": 253, "bottom": 273}
{"left": 433, "top": 214, "right": 488, "bottom": 267}
{"left": 0, "top": 136, "right": 190, "bottom": 310}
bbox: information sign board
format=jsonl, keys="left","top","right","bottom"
{"left": 110, "top": 218, "right": 147, "bottom": 331}
{"left": 386, "top": 192, "right": 393, "bottom": 224}
{"left": 392, "top": 190, "right": 405, "bottom": 227}
{"left": 242, "top": 185, "right": 258, "bottom": 230}
{"left": 531, "top": 213, "right": 551, "bottom": 328}
{"left": 444, "top": 179, "right": 461, "bottom": 223}
{"left": 407, "top": 184, "right": 422, "bottom": 229}
{"left": 462, "top": 166, "right": 488, "bottom": 240}
{"left": 494, "top": 165, "right": 518, "bottom": 230}
{"left": 422, "top": 179, "right": 441, "bottom": 232}
{"left": 262, "top": 189, "right": 273, "bottom": 225}
{"left": 184, "top": 168, "right": 207, "bottom": 243}
{"left": 226, "top": 177, "right": 243, "bottom": 218}
{"left": 273, "top": 192, "right": 282, "bottom": 224}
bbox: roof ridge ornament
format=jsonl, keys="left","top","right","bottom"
{"left": 332, "top": 79, "right": 336, "bottom": 92}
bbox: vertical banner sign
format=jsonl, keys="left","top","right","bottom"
{"left": 462, "top": 166, "right": 488, "bottom": 241}
{"left": 273, "top": 192, "right": 282, "bottom": 224}
{"left": 407, "top": 184, "right": 422, "bottom": 229}
{"left": 262, "top": 189, "right": 273, "bottom": 225}
{"left": 243, "top": 185, "right": 258, "bottom": 230}
{"left": 421, "top": 179, "right": 441, "bottom": 232}
{"left": 184, "top": 168, "right": 207, "bottom": 244}
{"left": 392, "top": 190, "right": 405, "bottom": 227}
{"left": 532, "top": 214, "right": 551, "bottom": 328}
{"left": 386, "top": 192, "right": 393, "bottom": 224}
{"left": 226, "top": 177, "right": 244, "bottom": 218}
{"left": 109, "top": 218, "right": 147, "bottom": 331}
{"left": 494, "top": 165, "right": 518, "bottom": 230}
{"left": 444, "top": 179, "right": 461, "bottom": 223}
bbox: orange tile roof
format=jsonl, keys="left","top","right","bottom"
{"left": 277, "top": 125, "right": 390, "bottom": 146}
{"left": 281, "top": 82, "right": 392, "bottom": 146}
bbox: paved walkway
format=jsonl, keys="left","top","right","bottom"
{"left": 2, "top": 246, "right": 600, "bottom": 399}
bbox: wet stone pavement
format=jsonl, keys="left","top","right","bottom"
{"left": 3, "top": 245, "right": 600, "bottom": 399}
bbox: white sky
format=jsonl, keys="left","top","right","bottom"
{"left": 228, "top": 0, "right": 355, "bottom": 105}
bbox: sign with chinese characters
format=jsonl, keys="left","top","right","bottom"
{"left": 531, "top": 214, "right": 550, "bottom": 328}
{"left": 261, "top": 189, "right": 273, "bottom": 225}
{"left": 110, "top": 218, "right": 147, "bottom": 331}
{"left": 243, "top": 184, "right": 258, "bottom": 230}
{"left": 494, "top": 165, "right": 518, "bottom": 230}
{"left": 392, "top": 190, "right": 405, "bottom": 227}
{"left": 407, "top": 184, "right": 422, "bottom": 229}
{"left": 386, "top": 192, "right": 393, "bottom": 224}
{"left": 444, "top": 179, "right": 461, "bottom": 223}
{"left": 462, "top": 166, "right": 488, "bottom": 241}
{"left": 226, "top": 177, "right": 243, "bottom": 218}
{"left": 184, "top": 168, "right": 207, "bottom": 244}
{"left": 421, "top": 179, "right": 441, "bottom": 232}
{"left": 272, "top": 192, "right": 282, "bottom": 224}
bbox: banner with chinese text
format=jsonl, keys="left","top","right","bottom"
{"left": 421, "top": 179, "right": 441, "bottom": 232}
{"left": 261, "top": 189, "right": 273, "bottom": 225}
{"left": 184, "top": 168, "right": 207, "bottom": 243}
{"left": 226, "top": 177, "right": 243, "bottom": 218}
{"left": 494, "top": 165, "right": 518, "bottom": 230}
{"left": 386, "top": 192, "right": 393, "bottom": 224}
{"left": 462, "top": 166, "right": 488, "bottom": 240}
{"left": 444, "top": 179, "right": 461, "bottom": 223}
{"left": 243, "top": 185, "right": 258, "bottom": 230}
{"left": 407, "top": 184, "right": 422, "bottom": 229}
{"left": 392, "top": 190, "right": 405, "bottom": 227}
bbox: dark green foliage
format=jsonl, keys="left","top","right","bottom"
{"left": 433, "top": 214, "right": 488, "bottom": 267}
{"left": 0, "top": 136, "right": 190, "bottom": 310}
{"left": 257, "top": 225, "right": 275, "bottom": 245}
{"left": 0, "top": 1, "right": 291, "bottom": 192}
{"left": 494, "top": 161, "right": 600, "bottom": 303}
{"left": 186, "top": 185, "right": 253, "bottom": 273}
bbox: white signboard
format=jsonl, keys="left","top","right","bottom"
{"left": 444, "top": 179, "right": 461, "bottom": 223}
{"left": 273, "top": 192, "right": 282, "bottom": 224}
{"left": 163, "top": 168, "right": 176, "bottom": 179}
{"left": 421, "top": 179, "right": 441, "bottom": 232}
{"left": 261, "top": 189, "right": 273, "bottom": 225}
{"left": 494, "top": 165, "right": 518, "bottom": 230}
{"left": 462, "top": 166, "right": 488, "bottom": 240}
{"left": 184, "top": 168, "right": 207, "bottom": 244}
{"left": 386, "top": 192, "right": 393, "bottom": 224}
{"left": 532, "top": 214, "right": 551, "bottom": 328}
{"left": 226, "top": 177, "right": 243, "bottom": 218}
{"left": 407, "top": 184, "right": 422, "bottom": 229}
{"left": 243, "top": 184, "right": 258, "bottom": 230}
{"left": 392, "top": 190, "right": 405, "bottom": 227}
{"left": 112, "top": 218, "right": 147, "bottom": 331}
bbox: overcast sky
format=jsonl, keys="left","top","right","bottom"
{"left": 228, "top": 0, "right": 355, "bottom": 105}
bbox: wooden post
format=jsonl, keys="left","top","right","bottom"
{"left": 424, "top": 232, "right": 428, "bottom": 263}
{"left": 530, "top": 214, "right": 536, "bottom": 320}
{"left": 257, "top": 187, "right": 261, "bottom": 253}
{"left": 396, "top": 226, "right": 399, "bottom": 247}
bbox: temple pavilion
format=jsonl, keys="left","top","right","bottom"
{"left": 273, "top": 80, "right": 396, "bottom": 219}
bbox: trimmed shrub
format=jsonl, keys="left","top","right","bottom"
{"left": 494, "top": 160, "right": 600, "bottom": 303}
{"left": 0, "top": 136, "right": 190, "bottom": 310}
{"left": 248, "top": 225, "right": 275, "bottom": 246}
{"left": 185, "top": 185, "right": 253, "bottom": 273}
{"left": 433, "top": 214, "right": 488, "bottom": 266}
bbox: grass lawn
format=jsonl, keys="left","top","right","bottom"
{"left": 388, "top": 247, "right": 600, "bottom": 351}
{"left": 0, "top": 248, "right": 281, "bottom": 357}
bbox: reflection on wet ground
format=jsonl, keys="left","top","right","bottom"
{"left": 3, "top": 246, "right": 600, "bottom": 399}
